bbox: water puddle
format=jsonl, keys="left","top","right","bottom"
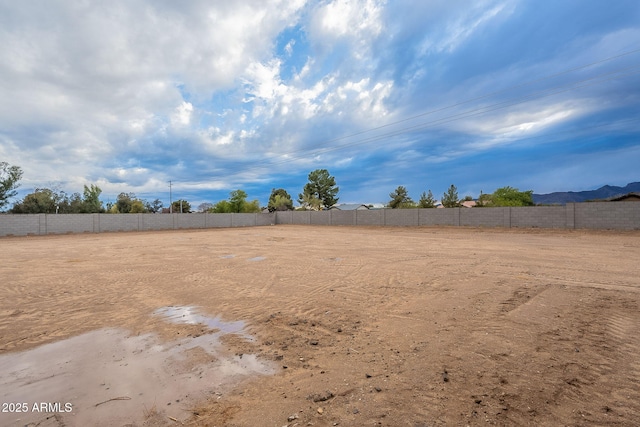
{"left": 154, "top": 305, "right": 252, "bottom": 340}
{"left": 0, "top": 307, "right": 275, "bottom": 426}
{"left": 247, "top": 256, "right": 266, "bottom": 262}
{"left": 220, "top": 254, "right": 235, "bottom": 259}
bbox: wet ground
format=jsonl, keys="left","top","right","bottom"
{"left": 0, "top": 307, "right": 275, "bottom": 426}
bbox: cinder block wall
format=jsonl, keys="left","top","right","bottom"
{"left": 510, "top": 206, "right": 567, "bottom": 228}
{"left": 1, "top": 203, "right": 639, "bottom": 237}
{"left": 575, "top": 202, "right": 640, "bottom": 229}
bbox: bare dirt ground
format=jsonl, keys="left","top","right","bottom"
{"left": 1, "top": 225, "right": 639, "bottom": 426}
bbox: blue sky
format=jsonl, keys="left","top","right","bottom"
{"left": 1, "top": 0, "right": 639, "bottom": 209}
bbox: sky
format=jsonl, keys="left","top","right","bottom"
{"left": 1, "top": 0, "right": 639, "bottom": 209}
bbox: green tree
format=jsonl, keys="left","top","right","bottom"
{"left": 388, "top": 186, "right": 414, "bottom": 209}
{"left": 418, "top": 190, "right": 437, "bottom": 208}
{"left": 442, "top": 185, "right": 460, "bottom": 208}
{"left": 11, "top": 188, "right": 62, "bottom": 213}
{"left": 58, "top": 192, "right": 83, "bottom": 213}
{"left": 299, "top": 169, "right": 339, "bottom": 209}
{"left": 115, "top": 192, "right": 136, "bottom": 213}
{"left": 210, "top": 190, "right": 259, "bottom": 213}
{"left": 146, "top": 198, "right": 163, "bottom": 213}
{"left": 171, "top": 199, "right": 191, "bottom": 213}
{"left": 130, "top": 200, "right": 148, "bottom": 213}
{"left": 476, "top": 191, "right": 492, "bottom": 207}
{"left": 0, "top": 162, "right": 23, "bottom": 210}
{"left": 268, "top": 188, "right": 293, "bottom": 211}
{"left": 229, "top": 190, "right": 248, "bottom": 213}
{"left": 210, "top": 200, "right": 232, "bottom": 213}
{"left": 490, "top": 186, "right": 534, "bottom": 207}
{"left": 298, "top": 191, "right": 322, "bottom": 211}
{"left": 82, "top": 184, "right": 104, "bottom": 213}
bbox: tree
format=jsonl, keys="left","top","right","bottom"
{"left": 116, "top": 192, "right": 136, "bottom": 214}
{"left": 388, "top": 186, "right": 414, "bottom": 209}
{"left": 11, "top": 188, "right": 62, "bottom": 213}
{"left": 210, "top": 200, "right": 232, "bottom": 213}
{"left": 130, "top": 200, "right": 148, "bottom": 213}
{"left": 58, "top": 192, "right": 84, "bottom": 213}
{"left": 441, "top": 185, "right": 460, "bottom": 208}
{"left": 418, "top": 190, "right": 437, "bottom": 208}
{"left": 489, "top": 186, "right": 534, "bottom": 207}
{"left": 298, "top": 169, "right": 339, "bottom": 209}
{"left": 268, "top": 188, "right": 293, "bottom": 212}
{"left": 298, "top": 191, "right": 322, "bottom": 211}
{"left": 0, "top": 162, "right": 23, "bottom": 210}
{"left": 210, "top": 190, "right": 259, "bottom": 213}
{"left": 476, "top": 191, "right": 492, "bottom": 207}
{"left": 171, "top": 199, "right": 191, "bottom": 213}
{"left": 82, "top": 184, "right": 104, "bottom": 213}
{"left": 197, "top": 202, "right": 213, "bottom": 213}
{"left": 229, "top": 190, "right": 248, "bottom": 213}
{"left": 147, "top": 198, "right": 164, "bottom": 213}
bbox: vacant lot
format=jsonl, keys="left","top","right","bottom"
{"left": 1, "top": 225, "right": 639, "bottom": 426}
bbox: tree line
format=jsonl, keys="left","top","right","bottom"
{"left": 388, "top": 184, "right": 534, "bottom": 208}
{"left": 2, "top": 162, "right": 533, "bottom": 214}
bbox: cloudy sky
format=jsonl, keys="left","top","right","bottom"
{"left": 1, "top": 0, "right": 639, "bottom": 209}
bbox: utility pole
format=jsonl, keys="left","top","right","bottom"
{"left": 169, "top": 180, "right": 173, "bottom": 214}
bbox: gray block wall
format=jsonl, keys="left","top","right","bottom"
{"left": 575, "top": 202, "right": 640, "bottom": 229}
{"left": 356, "top": 209, "right": 384, "bottom": 226}
{"left": 331, "top": 210, "right": 356, "bottom": 226}
{"left": 510, "top": 206, "right": 566, "bottom": 228}
{"left": 275, "top": 211, "right": 293, "bottom": 225}
{"left": 1, "top": 203, "right": 639, "bottom": 237}
{"left": 291, "top": 211, "right": 311, "bottom": 225}
{"left": 310, "top": 211, "right": 331, "bottom": 225}
{"left": 141, "top": 214, "right": 174, "bottom": 231}
{"left": 460, "top": 207, "right": 508, "bottom": 227}
{"left": 256, "top": 212, "right": 276, "bottom": 226}
{"left": 0, "top": 214, "right": 40, "bottom": 236}
{"left": 386, "top": 209, "right": 419, "bottom": 226}
{"left": 99, "top": 214, "right": 140, "bottom": 232}
{"left": 419, "top": 209, "right": 456, "bottom": 226}
{"left": 232, "top": 213, "right": 260, "bottom": 227}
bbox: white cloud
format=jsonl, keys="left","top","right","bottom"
{"left": 171, "top": 102, "right": 194, "bottom": 127}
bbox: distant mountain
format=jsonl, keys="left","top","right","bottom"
{"left": 533, "top": 182, "right": 640, "bottom": 205}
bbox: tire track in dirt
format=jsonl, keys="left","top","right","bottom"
{"left": 605, "top": 312, "right": 640, "bottom": 417}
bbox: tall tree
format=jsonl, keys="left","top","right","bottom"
{"left": 442, "top": 185, "right": 460, "bottom": 208}
{"left": 298, "top": 169, "right": 339, "bottom": 209}
{"left": 268, "top": 188, "right": 293, "bottom": 211}
{"left": 388, "top": 186, "right": 414, "bottom": 209}
{"left": 418, "top": 190, "right": 437, "bottom": 208}
{"left": 0, "top": 162, "right": 23, "bottom": 210}
{"left": 82, "top": 184, "right": 104, "bottom": 213}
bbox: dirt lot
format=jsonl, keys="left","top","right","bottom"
{"left": 1, "top": 225, "right": 639, "bottom": 426}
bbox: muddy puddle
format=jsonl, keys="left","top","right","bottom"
{"left": 0, "top": 307, "right": 275, "bottom": 426}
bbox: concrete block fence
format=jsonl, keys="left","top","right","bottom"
{"left": 273, "top": 203, "right": 639, "bottom": 230}
{"left": 0, "top": 213, "right": 276, "bottom": 237}
{"left": 0, "top": 203, "right": 638, "bottom": 237}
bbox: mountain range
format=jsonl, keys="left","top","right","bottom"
{"left": 533, "top": 182, "right": 640, "bottom": 205}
